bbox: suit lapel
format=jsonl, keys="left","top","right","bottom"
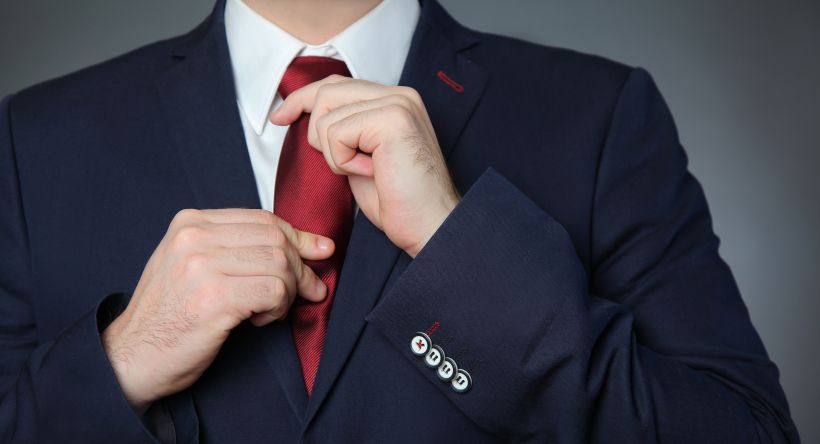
{"left": 302, "top": 0, "right": 488, "bottom": 428}
{"left": 397, "top": 1, "right": 488, "bottom": 159}
{"left": 155, "top": 1, "right": 260, "bottom": 211}
{"left": 155, "top": 0, "right": 309, "bottom": 420}
{"left": 301, "top": 214, "right": 403, "bottom": 426}
{"left": 258, "top": 315, "right": 309, "bottom": 417}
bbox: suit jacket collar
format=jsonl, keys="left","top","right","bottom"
{"left": 158, "top": 0, "right": 260, "bottom": 211}
{"left": 155, "top": 0, "right": 488, "bottom": 431}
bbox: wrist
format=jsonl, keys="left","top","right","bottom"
{"left": 406, "top": 190, "right": 460, "bottom": 258}
{"left": 102, "top": 314, "right": 153, "bottom": 415}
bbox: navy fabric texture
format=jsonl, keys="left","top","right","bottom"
{"left": 0, "top": 0, "right": 798, "bottom": 442}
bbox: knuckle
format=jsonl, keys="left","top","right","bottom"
{"left": 270, "top": 302, "right": 287, "bottom": 320}
{"left": 316, "top": 84, "right": 332, "bottom": 101}
{"left": 315, "top": 114, "right": 331, "bottom": 135}
{"left": 291, "top": 229, "right": 306, "bottom": 249}
{"left": 270, "top": 277, "right": 287, "bottom": 298}
{"left": 395, "top": 94, "right": 415, "bottom": 109}
{"left": 267, "top": 279, "right": 289, "bottom": 317}
{"left": 269, "top": 226, "right": 287, "bottom": 246}
{"left": 174, "top": 208, "right": 201, "bottom": 223}
{"left": 326, "top": 119, "right": 344, "bottom": 140}
{"left": 325, "top": 151, "right": 343, "bottom": 173}
{"left": 298, "top": 263, "right": 313, "bottom": 282}
{"left": 251, "top": 209, "right": 276, "bottom": 225}
{"left": 385, "top": 104, "right": 411, "bottom": 121}
{"left": 397, "top": 86, "right": 422, "bottom": 103}
{"left": 181, "top": 252, "right": 209, "bottom": 275}
{"left": 307, "top": 129, "right": 320, "bottom": 148}
{"left": 173, "top": 225, "right": 204, "bottom": 248}
{"left": 271, "top": 246, "right": 289, "bottom": 269}
{"left": 249, "top": 278, "right": 271, "bottom": 301}
{"left": 169, "top": 208, "right": 199, "bottom": 231}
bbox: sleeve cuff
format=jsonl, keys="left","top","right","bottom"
{"left": 366, "top": 168, "right": 588, "bottom": 434}
{"left": 31, "top": 293, "right": 165, "bottom": 443}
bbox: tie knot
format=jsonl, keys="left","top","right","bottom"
{"left": 278, "top": 56, "right": 351, "bottom": 99}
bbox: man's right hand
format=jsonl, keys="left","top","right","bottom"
{"left": 101, "top": 208, "right": 333, "bottom": 413}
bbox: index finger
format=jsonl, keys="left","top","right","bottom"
{"left": 194, "top": 208, "right": 284, "bottom": 225}
{"left": 194, "top": 209, "right": 335, "bottom": 259}
{"left": 269, "top": 75, "right": 350, "bottom": 126}
{"left": 270, "top": 77, "right": 403, "bottom": 127}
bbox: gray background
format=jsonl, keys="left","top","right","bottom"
{"left": 1, "top": 0, "right": 818, "bottom": 440}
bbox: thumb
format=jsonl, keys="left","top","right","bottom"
{"left": 294, "top": 229, "right": 335, "bottom": 261}
{"left": 273, "top": 217, "right": 336, "bottom": 260}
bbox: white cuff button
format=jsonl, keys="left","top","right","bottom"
{"left": 410, "top": 332, "right": 431, "bottom": 356}
{"left": 437, "top": 357, "right": 457, "bottom": 382}
{"left": 424, "top": 345, "right": 445, "bottom": 368}
{"left": 451, "top": 369, "right": 472, "bottom": 393}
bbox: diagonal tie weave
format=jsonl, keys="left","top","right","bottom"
{"left": 274, "top": 57, "right": 354, "bottom": 395}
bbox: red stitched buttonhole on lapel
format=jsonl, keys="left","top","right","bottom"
{"left": 437, "top": 70, "right": 464, "bottom": 93}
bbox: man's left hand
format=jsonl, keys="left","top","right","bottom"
{"left": 270, "top": 75, "right": 460, "bottom": 258}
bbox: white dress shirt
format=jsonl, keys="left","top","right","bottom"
{"left": 224, "top": 0, "right": 420, "bottom": 212}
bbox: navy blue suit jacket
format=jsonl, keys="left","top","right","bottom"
{"left": 0, "top": 0, "right": 799, "bottom": 442}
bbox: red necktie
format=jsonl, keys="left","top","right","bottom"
{"left": 273, "top": 57, "right": 354, "bottom": 395}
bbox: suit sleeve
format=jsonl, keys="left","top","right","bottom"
{"left": 0, "top": 95, "right": 181, "bottom": 443}
{"left": 366, "top": 68, "right": 799, "bottom": 442}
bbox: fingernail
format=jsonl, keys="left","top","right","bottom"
{"left": 317, "top": 237, "right": 332, "bottom": 251}
{"left": 269, "top": 106, "right": 283, "bottom": 123}
{"left": 316, "top": 280, "right": 327, "bottom": 298}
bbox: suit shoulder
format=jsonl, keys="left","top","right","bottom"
{"left": 472, "top": 31, "right": 633, "bottom": 80}
{"left": 466, "top": 31, "right": 634, "bottom": 100}
{"left": 9, "top": 26, "right": 201, "bottom": 121}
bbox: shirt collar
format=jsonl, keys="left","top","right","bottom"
{"left": 225, "top": 0, "right": 420, "bottom": 135}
